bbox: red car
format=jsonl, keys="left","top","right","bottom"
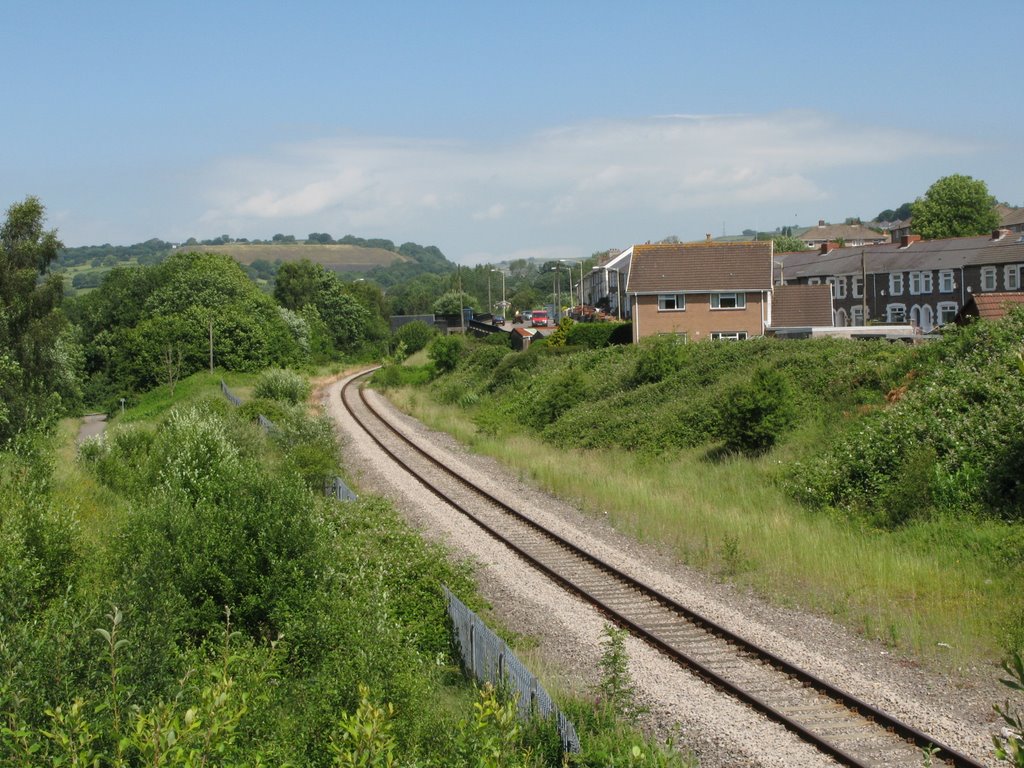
{"left": 531, "top": 310, "right": 549, "bottom": 327}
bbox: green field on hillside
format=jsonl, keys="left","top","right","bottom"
{"left": 198, "top": 241, "right": 409, "bottom": 271}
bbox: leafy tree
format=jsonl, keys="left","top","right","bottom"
{"left": 273, "top": 260, "right": 373, "bottom": 355}
{"left": 720, "top": 366, "right": 795, "bottom": 455}
{"left": 432, "top": 290, "right": 476, "bottom": 316}
{"left": 427, "top": 334, "right": 463, "bottom": 372}
{"left": 912, "top": 174, "right": 1000, "bottom": 240}
{"left": 770, "top": 234, "right": 808, "bottom": 253}
{"left": 393, "top": 320, "right": 437, "bottom": 355}
{"left": 0, "top": 196, "right": 82, "bottom": 442}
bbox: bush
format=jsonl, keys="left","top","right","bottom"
{"left": 427, "top": 334, "right": 464, "bottom": 373}
{"left": 630, "top": 335, "right": 685, "bottom": 386}
{"left": 393, "top": 320, "right": 437, "bottom": 355}
{"left": 253, "top": 368, "right": 311, "bottom": 404}
{"left": 719, "top": 366, "right": 795, "bottom": 455}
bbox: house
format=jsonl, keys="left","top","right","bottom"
{"left": 776, "top": 229, "right": 1024, "bottom": 332}
{"left": 625, "top": 239, "right": 774, "bottom": 343}
{"left": 582, "top": 248, "right": 632, "bottom": 320}
{"left": 797, "top": 220, "right": 889, "bottom": 249}
{"left": 999, "top": 206, "right": 1024, "bottom": 234}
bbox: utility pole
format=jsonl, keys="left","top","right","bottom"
{"left": 458, "top": 266, "right": 465, "bottom": 333}
{"left": 487, "top": 272, "right": 492, "bottom": 315}
{"left": 209, "top": 318, "right": 214, "bottom": 373}
{"left": 861, "top": 250, "right": 868, "bottom": 325}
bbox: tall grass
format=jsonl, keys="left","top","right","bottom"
{"left": 389, "top": 387, "right": 1016, "bottom": 668}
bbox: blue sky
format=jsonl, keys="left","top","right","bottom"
{"left": 3, "top": 0, "right": 1020, "bottom": 263}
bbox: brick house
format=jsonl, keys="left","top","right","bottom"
{"left": 625, "top": 240, "right": 774, "bottom": 343}
{"left": 776, "top": 229, "right": 1024, "bottom": 332}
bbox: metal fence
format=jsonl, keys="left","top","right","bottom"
{"left": 220, "top": 378, "right": 356, "bottom": 502}
{"left": 443, "top": 585, "right": 580, "bottom": 754}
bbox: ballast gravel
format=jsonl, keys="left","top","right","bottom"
{"left": 319, "top": 372, "right": 1007, "bottom": 768}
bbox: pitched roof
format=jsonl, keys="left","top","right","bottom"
{"left": 626, "top": 241, "right": 772, "bottom": 294}
{"left": 1000, "top": 207, "right": 1024, "bottom": 228}
{"left": 770, "top": 284, "right": 834, "bottom": 327}
{"left": 963, "top": 292, "right": 1024, "bottom": 320}
{"left": 776, "top": 232, "right": 1024, "bottom": 279}
{"left": 797, "top": 222, "right": 889, "bottom": 243}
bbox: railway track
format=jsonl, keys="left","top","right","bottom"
{"left": 340, "top": 371, "right": 987, "bottom": 768}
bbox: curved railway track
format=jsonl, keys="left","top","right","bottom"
{"left": 340, "top": 371, "right": 987, "bottom": 768}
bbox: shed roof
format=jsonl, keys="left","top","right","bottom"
{"left": 962, "top": 292, "right": 1024, "bottom": 321}
{"left": 626, "top": 241, "right": 772, "bottom": 293}
{"left": 770, "top": 284, "right": 834, "bottom": 328}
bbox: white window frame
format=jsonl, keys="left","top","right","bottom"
{"left": 1005, "top": 264, "right": 1022, "bottom": 291}
{"left": 710, "top": 292, "right": 746, "bottom": 310}
{"left": 889, "top": 273, "right": 904, "bottom": 296}
{"left": 852, "top": 275, "right": 863, "bottom": 299}
{"left": 920, "top": 271, "right": 933, "bottom": 294}
{"left": 886, "top": 303, "right": 907, "bottom": 323}
{"left": 850, "top": 306, "right": 865, "bottom": 326}
{"left": 981, "top": 266, "right": 997, "bottom": 292}
{"left": 909, "top": 272, "right": 922, "bottom": 295}
{"left": 711, "top": 331, "right": 748, "bottom": 341}
{"left": 937, "top": 301, "right": 958, "bottom": 325}
{"left": 826, "top": 276, "right": 847, "bottom": 299}
{"left": 657, "top": 293, "right": 686, "bottom": 311}
{"left": 939, "top": 270, "right": 955, "bottom": 293}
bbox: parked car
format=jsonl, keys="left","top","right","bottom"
{"left": 531, "top": 309, "right": 549, "bottom": 327}
{"left": 521, "top": 311, "right": 533, "bottom": 324}
{"left": 491, "top": 315, "right": 505, "bottom": 326}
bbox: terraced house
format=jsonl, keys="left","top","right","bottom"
{"left": 626, "top": 240, "right": 774, "bottom": 342}
{"left": 776, "top": 229, "right": 1024, "bottom": 332}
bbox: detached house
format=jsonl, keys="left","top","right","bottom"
{"left": 626, "top": 240, "right": 774, "bottom": 343}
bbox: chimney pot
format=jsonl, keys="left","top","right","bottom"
{"left": 705, "top": 233, "right": 712, "bottom": 242}
{"left": 818, "top": 219, "right": 826, "bottom": 227}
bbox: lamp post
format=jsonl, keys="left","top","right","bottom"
{"left": 487, "top": 271, "right": 492, "bottom": 315}
{"left": 561, "top": 259, "right": 584, "bottom": 309}
{"left": 549, "top": 266, "right": 561, "bottom": 323}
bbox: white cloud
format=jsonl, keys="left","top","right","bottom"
{"left": 196, "top": 112, "right": 973, "bottom": 261}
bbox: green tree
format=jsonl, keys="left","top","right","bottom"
{"left": 770, "top": 234, "right": 808, "bottom": 253}
{"left": 911, "top": 174, "right": 1000, "bottom": 240}
{"left": 432, "top": 290, "right": 476, "bottom": 316}
{"left": 274, "top": 260, "right": 374, "bottom": 354}
{"left": 0, "top": 196, "right": 81, "bottom": 442}
{"left": 720, "top": 366, "right": 795, "bottom": 455}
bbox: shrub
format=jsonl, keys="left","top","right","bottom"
{"left": 393, "top": 320, "right": 437, "bottom": 355}
{"left": 253, "top": 368, "right": 310, "bottom": 404}
{"left": 630, "top": 335, "right": 685, "bottom": 386}
{"left": 719, "top": 366, "right": 795, "bottom": 455}
{"left": 427, "top": 334, "right": 464, "bottom": 373}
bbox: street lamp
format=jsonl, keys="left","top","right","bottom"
{"left": 561, "top": 259, "right": 584, "bottom": 309}
{"left": 549, "top": 266, "right": 562, "bottom": 322}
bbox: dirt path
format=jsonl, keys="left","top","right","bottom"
{"left": 76, "top": 413, "right": 107, "bottom": 444}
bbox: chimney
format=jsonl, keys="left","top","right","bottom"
{"left": 993, "top": 228, "right": 1010, "bottom": 241}
{"left": 818, "top": 219, "right": 826, "bottom": 228}
{"left": 705, "top": 233, "right": 712, "bottom": 242}
{"left": 899, "top": 234, "right": 921, "bottom": 248}
{"left": 819, "top": 241, "right": 840, "bottom": 255}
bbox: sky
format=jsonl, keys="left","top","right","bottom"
{"left": 3, "top": 0, "right": 1021, "bottom": 264}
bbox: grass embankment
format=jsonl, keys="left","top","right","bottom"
{"left": 199, "top": 241, "right": 407, "bottom": 271}
{"left": 4, "top": 370, "right": 690, "bottom": 766}
{"left": 383, "top": 322, "right": 1024, "bottom": 670}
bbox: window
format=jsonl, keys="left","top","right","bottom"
{"left": 939, "top": 270, "right": 955, "bottom": 293}
{"left": 920, "top": 271, "right": 933, "bottom": 294}
{"left": 711, "top": 331, "right": 747, "bottom": 341}
{"left": 852, "top": 276, "right": 863, "bottom": 299}
{"left": 981, "top": 267, "right": 997, "bottom": 291}
{"left": 657, "top": 293, "right": 685, "bottom": 311}
{"left": 1005, "top": 264, "right": 1022, "bottom": 291}
{"left": 808, "top": 277, "right": 821, "bottom": 285}
{"left": 850, "top": 306, "right": 865, "bottom": 326}
{"left": 886, "top": 303, "right": 906, "bottom": 323}
{"left": 937, "top": 301, "right": 958, "bottom": 325}
{"left": 710, "top": 292, "right": 746, "bottom": 309}
{"left": 909, "top": 272, "right": 922, "bottom": 295}
{"left": 826, "top": 276, "right": 846, "bottom": 299}
{"left": 889, "top": 273, "right": 904, "bottom": 296}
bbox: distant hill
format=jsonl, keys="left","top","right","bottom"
{"left": 195, "top": 242, "right": 409, "bottom": 273}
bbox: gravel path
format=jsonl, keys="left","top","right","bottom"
{"left": 76, "top": 413, "right": 107, "bottom": 443}
{"left": 319, "top": 372, "right": 1006, "bottom": 768}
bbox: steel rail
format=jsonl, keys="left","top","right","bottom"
{"left": 340, "top": 371, "right": 986, "bottom": 768}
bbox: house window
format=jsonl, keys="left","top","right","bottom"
{"left": 939, "top": 270, "right": 955, "bottom": 293}
{"left": 710, "top": 292, "right": 746, "bottom": 309}
{"left": 850, "top": 306, "right": 865, "bottom": 326}
{"left": 1005, "top": 264, "right": 1022, "bottom": 291}
{"left": 852, "top": 276, "right": 863, "bottom": 298}
{"left": 826, "top": 276, "right": 846, "bottom": 299}
{"left": 711, "top": 331, "right": 747, "bottom": 341}
{"left": 889, "top": 273, "right": 904, "bottom": 296}
{"left": 909, "top": 272, "right": 922, "bottom": 295}
{"left": 657, "top": 293, "right": 685, "bottom": 311}
{"left": 937, "top": 301, "right": 958, "bottom": 325}
{"left": 886, "top": 303, "right": 906, "bottom": 323}
{"left": 808, "top": 277, "right": 821, "bottom": 285}
{"left": 920, "top": 271, "right": 933, "bottom": 293}
{"left": 981, "top": 267, "right": 997, "bottom": 291}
